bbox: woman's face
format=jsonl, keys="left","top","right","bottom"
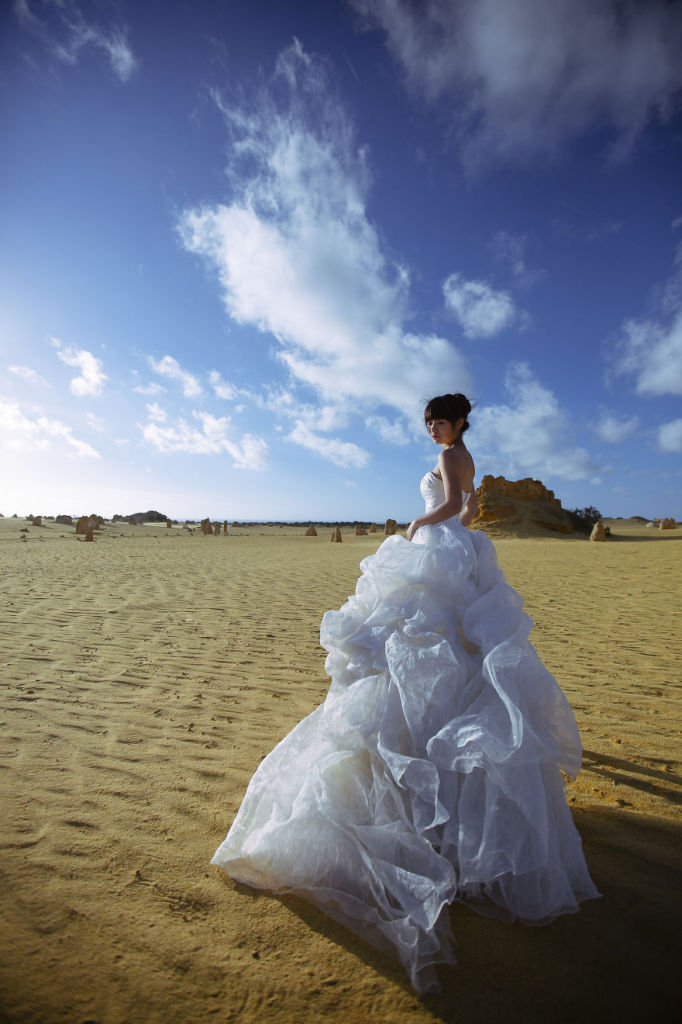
{"left": 426, "top": 417, "right": 461, "bottom": 445}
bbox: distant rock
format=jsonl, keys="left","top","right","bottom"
{"left": 590, "top": 521, "right": 606, "bottom": 542}
{"left": 56, "top": 515, "right": 73, "bottom": 525}
{"left": 305, "top": 526, "right": 317, "bottom": 536}
{"left": 355, "top": 524, "right": 367, "bottom": 535}
{"left": 471, "top": 476, "right": 574, "bottom": 538}
{"left": 330, "top": 526, "right": 342, "bottom": 543}
{"left": 384, "top": 519, "right": 398, "bottom": 536}
{"left": 125, "top": 510, "right": 169, "bottom": 524}
{"left": 369, "top": 523, "right": 377, "bottom": 533}
{"left": 660, "top": 517, "right": 676, "bottom": 530}
{"left": 85, "top": 527, "right": 94, "bottom": 542}
{"left": 76, "top": 516, "right": 89, "bottom": 535}
{"left": 200, "top": 518, "right": 212, "bottom": 536}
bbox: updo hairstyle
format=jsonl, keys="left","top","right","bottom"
{"left": 423, "top": 393, "right": 472, "bottom": 434}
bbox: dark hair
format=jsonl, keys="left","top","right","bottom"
{"left": 424, "top": 393, "right": 472, "bottom": 433}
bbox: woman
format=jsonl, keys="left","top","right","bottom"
{"left": 211, "top": 392, "right": 598, "bottom": 993}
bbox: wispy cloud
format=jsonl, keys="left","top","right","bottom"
{"left": 8, "top": 365, "right": 49, "bottom": 386}
{"left": 365, "top": 414, "right": 410, "bottom": 446}
{"left": 51, "top": 338, "right": 107, "bottom": 396}
{"left": 474, "top": 363, "right": 599, "bottom": 482}
{"left": 352, "top": 0, "right": 682, "bottom": 167}
{"left": 0, "top": 398, "right": 100, "bottom": 457}
{"left": 132, "top": 381, "right": 166, "bottom": 396}
{"left": 140, "top": 405, "right": 268, "bottom": 469}
{"left": 287, "top": 420, "right": 369, "bottom": 468}
{"left": 658, "top": 418, "right": 682, "bottom": 453}
{"left": 595, "top": 410, "right": 639, "bottom": 444}
{"left": 611, "top": 248, "right": 682, "bottom": 396}
{"left": 443, "top": 273, "right": 523, "bottom": 339}
{"left": 490, "top": 232, "right": 544, "bottom": 287}
{"left": 14, "top": 0, "right": 137, "bottom": 82}
{"left": 86, "top": 412, "right": 105, "bottom": 433}
{"left": 178, "top": 39, "right": 470, "bottom": 459}
{"left": 148, "top": 355, "right": 202, "bottom": 398}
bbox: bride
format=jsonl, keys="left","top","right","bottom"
{"left": 211, "top": 392, "right": 599, "bottom": 992}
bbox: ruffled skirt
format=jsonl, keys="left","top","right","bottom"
{"left": 212, "top": 519, "right": 599, "bottom": 991}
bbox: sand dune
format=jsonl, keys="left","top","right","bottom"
{"left": 0, "top": 516, "right": 679, "bottom": 1023}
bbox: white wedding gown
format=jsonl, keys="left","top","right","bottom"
{"left": 212, "top": 472, "right": 599, "bottom": 992}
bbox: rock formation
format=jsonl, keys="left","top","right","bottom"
{"left": 369, "top": 523, "right": 377, "bottom": 533}
{"left": 305, "top": 526, "right": 317, "bottom": 536}
{"left": 76, "top": 516, "right": 89, "bottom": 535}
{"left": 213, "top": 522, "right": 221, "bottom": 536}
{"left": 30, "top": 515, "right": 42, "bottom": 526}
{"left": 590, "top": 521, "right": 606, "bottom": 542}
{"left": 330, "top": 526, "right": 342, "bottom": 542}
{"left": 200, "top": 518, "right": 212, "bottom": 536}
{"left": 56, "top": 515, "right": 73, "bottom": 525}
{"left": 660, "top": 517, "right": 676, "bottom": 530}
{"left": 223, "top": 521, "right": 228, "bottom": 534}
{"left": 384, "top": 519, "right": 398, "bottom": 536}
{"left": 471, "top": 476, "right": 574, "bottom": 537}
{"left": 355, "top": 524, "right": 367, "bottom": 535}
{"left": 85, "top": 527, "right": 94, "bottom": 542}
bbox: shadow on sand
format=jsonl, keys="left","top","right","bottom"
{"left": 264, "top": 808, "right": 680, "bottom": 1023}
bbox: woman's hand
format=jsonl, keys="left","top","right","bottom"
{"left": 406, "top": 519, "right": 420, "bottom": 541}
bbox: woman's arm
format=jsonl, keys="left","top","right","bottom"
{"left": 458, "top": 490, "right": 478, "bottom": 527}
{"left": 407, "top": 449, "right": 463, "bottom": 540}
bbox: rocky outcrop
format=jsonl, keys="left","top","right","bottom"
{"left": 56, "top": 515, "right": 73, "bottom": 525}
{"left": 200, "top": 518, "right": 212, "bottom": 536}
{"left": 85, "top": 527, "right": 94, "bottom": 542}
{"left": 471, "top": 476, "right": 574, "bottom": 537}
{"left": 660, "top": 518, "right": 676, "bottom": 530}
{"left": 76, "top": 516, "right": 89, "bottom": 535}
{"left": 590, "top": 521, "right": 606, "bottom": 542}
{"left": 355, "top": 524, "right": 367, "bottom": 536}
{"left": 384, "top": 519, "right": 398, "bottom": 536}
{"left": 369, "top": 523, "right": 377, "bottom": 533}
{"left": 305, "top": 526, "right": 317, "bottom": 536}
{"left": 330, "top": 526, "right": 342, "bottom": 543}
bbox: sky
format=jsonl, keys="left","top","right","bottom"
{"left": 1, "top": 0, "right": 681, "bottom": 522}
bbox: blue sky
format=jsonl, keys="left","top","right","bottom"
{"left": 2, "top": 0, "right": 681, "bottom": 521}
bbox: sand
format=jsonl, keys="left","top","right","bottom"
{"left": 0, "top": 516, "right": 680, "bottom": 1023}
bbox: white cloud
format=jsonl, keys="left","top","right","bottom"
{"left": 15, "top": 0, "right": 137, "bottom": 82}
{"left": 287, "top": 420, "right": 369, "bottom": 468}
{"left": 8, "top": 365, "right": 49, "bottom": 386}
{"left": 352, "top": 0, "right": 682, "bottom": 166}
{"left": 140, "top": 407, "right": 268, "bottom": 469}
{"left": 595, "top": 411, "right": 639, "bottom": 444}
{"left": 658, "top": 418, "right": 682, "bottom": 453}
{"left": 209, "top": 371, "right": 238, "bottom": 401}
{"left": 86, "top": 412, "right": 105, "bottom": 432}
{"left": 0, "top": 398, "right": 99, "bottom": 457}
{"left": 145, "top": 403, "right": 167, "bottom": 423}
{"left": 178, "top": 40, "right": 471, "bottom": 446}
{"left": 148, "top": 355, "right": 202, "bottom": 398}
{"left": 443, "top": 273, "right": 520, "bottom": 339}
{"left": 614, "top": 310, "right": 682, "bottom": 397}
{"left": 133, "top": 381, "right": 166, "bottom": 396}
{"left": 51, "top": 338, "right": 107, "bottom": 396}
{"left": 365, "top": 414, "right": 410, "bottom": 445}
{"left": 474, "top": 363, "right": 599, "bottom": 482}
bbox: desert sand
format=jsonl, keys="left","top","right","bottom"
{"left": 0, "top": 515, "right": 680, "bottom": 1023}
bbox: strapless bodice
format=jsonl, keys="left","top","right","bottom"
{"left": 420, "top": 471, "right": 470, "bottom": 516}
